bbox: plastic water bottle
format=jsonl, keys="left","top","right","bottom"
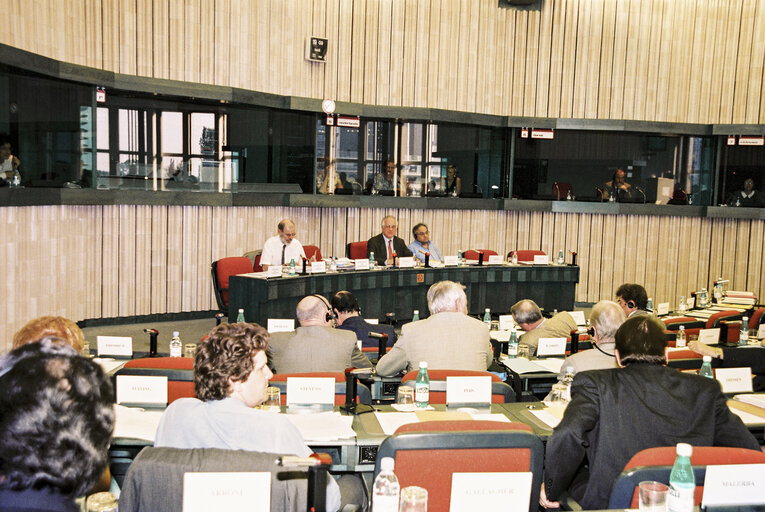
{"left": 288, "top": 258, "right": 296, "bottom": 276}
{"left": 699, "top": 288, "right": 708, "bottom": 308}
{"left": 561, "top": 367, "right": 575, "bottom": 401}
{"left": 169, "top": 331, "right": 182, "bottom": 357}
{"left": 740, "top": 317, "right": 749, "bottom": 345}
{"left": 369, "top": 251, "right": 375, "bottom": 270}
{"left": 676, "top": 326, "right": 686, "bottom": 348}
{"left": 678, "top": 296, "right": 687, "bottom": 314}
{"left": 699, "top": 355, "right": 714, "bottom": 378}
{"left": 511, "top": 251, "right": 518, "bottom": 265}
{"left": 667, "top": 443, "right": 695, "bottom": 512}
{"left": 557, "top": 249, "right": 564, "bottom": 265}
{"left": 647, "top": 297, "right": 654, "bottom": 313}
{"left": 372, "top": 457, "right": 400, "bottom": 512}
{"left": 483, "top": 308, "right": 491, "bottom": 327}
{"left": 415, "top": 361, "right": 429, "bottom": 408}
{"left": 457, "top": 250, "right": 463, "bottom": 266}
{"left": 508, "top": 330, "right": 518, "bottom": 358}
{"left": 412, "top": 310, "right": 420, "bottom": 322}
{"left": 714, "top": 279, "right": 723, "bottom": 303}
{"left": 236, "top": 308, "right": 245, "bottom": 323}
{"left": 329, "top": 257, "right": 337, "bottom": 273}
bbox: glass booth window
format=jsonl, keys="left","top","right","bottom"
{"left": 719, "top": 142, "right": 765, "bottom": 207}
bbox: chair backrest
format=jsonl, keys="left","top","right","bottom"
{"left": 270, "top": 372, "right": 372, "bottom": 405}
{"left": 552, "top": 182, "right": 572, "bottom": 200}
{"left": 211, "top": 257, "right": 254, "bottom": 312}
{"left": 509, "top": 250, "right": 545, "bottom": 262}
{"left": 243, "top": 249, "right": 262, "bottom": 269}
{"left": 462, "top": 249, "right": 498, "bottom": 261}
{"left": 346, "top": 241, "right": 368, "bottom": 259}
{"left": 706, "top": 310, "right": 741, "bottom": 329}
{"left": 375, "top": 420, "right": 543, "bottom": 512}
{"left": 303, "top": 244, "right": 323, "bottom": 261}
{"left": 749, "top": 307, "right": 765, "bottom": 329}
{"left": 608, "top": 446, "right": 765, "bottom": 509}
{"left": 400, "top": 369, "right": 513, "bottom": 403}
{"left": 119, "top": 447, "right": 309, "bottom": 512}
{"left": 117, "top": 357, "right": 195, "bottom": 404}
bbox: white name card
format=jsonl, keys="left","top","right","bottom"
{"left": 533, "top": 254, "right": 549, "bottom": 265}
{"left": 499, "top": 315, "right": 516, "bottom": 331}
{"left": 267, "top": 318, "right": 295, "bottom": 333}
{"left": 367, "top": 318, "right": 379, "bottom": 325}
{"left": 183, "top": 472, "right": 270, "bottom": 512}
{"left": 267, "top": 265, "right": 283, "bottom": 277}
{"left": 97, "top": 335, "right": 133, "bottom": 357}
{"left": 286, "top": 377, "right": 335, "bottom": 406}
{"left": 758, "top": 323, "right": 765, "bottom": 339}
{"left": 354, "top": 258, "right": 370, "bottom": 270}
{"left": 487, "top": 254, "right": 503, "bottom": 265}
{"left": 116, "top": 375, "right": 168, "bottom": 405}
{"left": 687, "top": 296, "right": 696, "bottom": 309}
{"left": 450, "top": 472, "right": 532, "bottom": 512}
{"left": 446, "top": 376, "right": 492, "bottom": 405}
{"left": 444, "top": 255, "right": 459, "bottom": 266}
{"left": 657, "top": 302, "right": 670, "bottom": 316}
{"left": 716, "top": 367, "right": 753, "bottom": 393}
{"left": 702, "top": 464, "right": 765, "bottom": 507}
{"left": 536, "top": 337, "right": 567, "bottom": 356}
{"left": 699, "top": 328, "right": 721, "bottom": 345}
{"left": 568, "top": 310, "right": 586, "bottom": 326}
{"left": 311, "top": 261, "right": 327, "bottom": 274}
{"left": 398, "top": 256, "right": 416, "bottom": 268}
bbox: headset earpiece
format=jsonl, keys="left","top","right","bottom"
{"left": 312, "top": 294, "right": 335, "bottom": 323}
{"left": 627, "top": 300, "right": 636, "bottom": 310}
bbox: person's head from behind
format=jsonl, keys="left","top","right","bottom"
{"left": 330, "top": 290, "right": 360, "bottom": 325}
{"left": 589, "top": 300, "right": 626, "bottom": 344}
{"left": 427, "top": 280, "right": 467, "bottom": 315}
{"left": 0, "top": 338, "right": 114, "bottom": 498}
{"left": 614, "top": 315, "right": 667, "bottom": 367}
{"left": 194, "top": 322, "right": 272, "bottom": 408}
{"left": 510, "top": 299, "right": 543, "bottom": 331}
{"left": 296, "top": 294, "right": 334, "bottom": 327}
{"left": 615, "top": 283, "right": 648, "bottom": 315}
{"left": 12, "top": 316, "right": 86, "bottom": 352}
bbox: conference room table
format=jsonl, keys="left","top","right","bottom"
{"left": 229, "top": 263, "right": 580, "bottom": 325}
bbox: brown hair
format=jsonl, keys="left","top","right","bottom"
{"left": 12, "top": 316, "right": 85, "bottom": 352}
{"left": 615, "top": 315, "right": 667, "bottom": 365}
{"left": 193, "top": 322, "right": 270, "bottom": 401}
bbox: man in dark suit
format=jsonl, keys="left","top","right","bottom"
{"left": 541, "top": 315, "right": 760, "bottom": 511}
{"left": 330, "top": 290, "right": 396, "bottom": 349}
{"left": 366, "top": 215, "right": 413, "bottom": 266}
{"left": 615, "top": 282, "right": 649, "bottom": 317}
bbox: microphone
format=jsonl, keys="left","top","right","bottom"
{"left": 369, "top": 331, "right": 389, "bottom": 360}
{"left": 144, "top": 328, "right": 159, "bottom": 356}
{"left": 276, "top": 454, "right": 332, "bottom": 467}
{"left": 368, "top": 332, "right": 387, "bottom": 339}
{"left": 553, "top": 182, "right": 560, "bottom": 200}
{"left": 595, "top": 187, "right": 604, "bottom": 202}
{"left": 635, "top": 186, "right": 646, "bottom": 203}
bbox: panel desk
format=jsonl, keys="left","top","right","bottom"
{"left": 229, "top": 264, "right": 580, "bottom": 325}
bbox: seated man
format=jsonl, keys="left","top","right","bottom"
{"left": 269, "top": 294, "right": 372, "bottom": 373}
{"left": 260, "top": 218, "right": 306, "bottom": 270}
{"left": 541, "top": 315, "right": 760, "bottom": 510}
{"left": 407, "top": 223, "right": 443, "bottom": 264}
{"left": 330, "top": 290, "right": 396, "bottom": 349}
{"left": 375, "top": 280, "right": 493, "bottom": 376}
{"left": 510, "top": 299, "right": 577, "bottom": 355}
{"left": 367, "top": 215, "right": 413, "bottom": 267}
{"left": 0, "top": 338, "right": 114, "bottom": 512}
{"left": 615, "top": 283, "right": 649, "bottom": 317}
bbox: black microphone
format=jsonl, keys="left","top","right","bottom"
{"left": 369, "top": 331, "right": 389, "bottom": 360}
{"left": 144, "top": 329, "right": 159, "bottom": 357}
{"left": 553, "top": 182, "right": 560, "bottom": 200}
{"left": 635, "top": 186, "right": 646, "bottom": 204}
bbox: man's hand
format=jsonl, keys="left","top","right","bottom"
{"left": 539, "top": 483, "right": 561, "bottom": 509}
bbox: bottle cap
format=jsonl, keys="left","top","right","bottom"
{"left": 702, "top": 355, "right": 712, "bottom": 362}
{"left": 565, "top": 366, "right": 574, "bottom": 375}
{"left": 485, "top": 308, "right": 490, "bottom": 312}
{"left": 173, "top": 331, "right": 179, "bottom": 337}
{"left": 676, "top": 442, "right": 693, "bottom": 457}
{"left": 413, "top": 310, "right": 419, "bottom": 315}
{"left": 419, "top": 361, "right": 428, "bottom": 368}
{"left": 238, "top": 308, "right": 244, "bottom": 313}
{"left": 743, "top": 316, "right": 748, "bottom": 322}
{"left": 679, "top": 325, "right": 685, "bottom": 330}
{"left": 380, "top": 457, "right": 395, "bottom": 471}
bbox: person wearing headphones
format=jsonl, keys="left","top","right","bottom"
{"left": 615, "top": 283, "right": 649, "bottom": 317}
{"left": 268, "top": 294, "right": 372, "bottom": 373}
{"left": 330, "top": 290, "right": 397, "bottom": 348}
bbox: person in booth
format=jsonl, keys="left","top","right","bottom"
{"left": 375, "top": 280, "right": 493, "bottom": 376}
{"left": 728, "top": 178, "right": 762, "bottom": 207}
{"left": 366, "top": 215, "right": 413, "bottom": 267}
{"left": 259, "top": 218, "right": 306, "bottom": 270}
{"left": 510, "top": 299, "right": 577, "bottom": 355}
{"left": 407, "top": 223, "right": 443, "bottom": 264}
{"left": 602, "top": 168, "right": 632, "bottom": 201}
{"left": 268, "top": 294, "right": 372, "bottom": 373}
{"left": 330, "top": 290, "right": 397, "bottom": 349}
{"left": 615, "top": 283, "right": 649, "bottom": 317}
{"left": 540, "top": 315, "right": 760, "bottom": 511}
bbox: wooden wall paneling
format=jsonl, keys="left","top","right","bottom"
{"left": 179, "top": 206, "right": 198, "bottom": 312}
{"left": 197, "top": 0, "right": 215, "bottom": 85}
{"left": 730, "top": 0, "right": 755, "bottom": 122}
{"left": 196, "top": 206, "right": 213, "bottom": 311}
{"left": 425, "top": 0, "right": 443, "bottom": 109}
{"left": 607, "top": 0, "right": 628, "bottom": 119}
{"left": 620, "top": 0, "right": 641, "bottom": 120}
{"left": 349, "top": 0, "right": 368, "bottom": 104}
{"left": 388, "top": 0, "right": 405, "bottom": 106}
{"left": 745, "top": 0, "right": 765, "bottom": 123}
{"left": 250, "top": 0, "right": 268, "bottom": 92}
{"left": 498, "top": 4, "right": 514, "bottom": 115}
{"left": 362, "top": 0, "right": 379, "bottom": 105}
{"left": 168, "top": 0, "right": 185, "bottom": 81}
{"left": 719, "top": 219, "right": 739, "bottom": 290}
{"left": 570, "top": 0, "right": 592, "bottom": 118}
{"left": 474, "top": 0, "right": 491, "bottom": 113}
{"left": 630, "top": 0, "right": 654, "bottom": 121}
{"left": 522, "top": 5, "right": 540, "bottom": 118}
{"left": 324, "top": 1, "right": 341, "bottom": 100}
{"left": 650, "top": 0, "right": 671, "bottom": 122}
{"left": 545, "top": 0, "right": 565, "bottom": 117}
{"left": 375, "top": 0, "right": 392, "bottom": 106}
{"left": 462, "top": 0, "right": 481, "bottom": 114}
{"left": 100, "top": 0, "right": 119, "bottom": 72}
{"left": 164, "top": 206, "right": 183, "bottom": 312}
{"left": 214, "top": 0, "right": 230, "bottom": 87}
{"left": 732, "top": 219, "right": 751, "bottom": 291}
{"left": 532, "top": 0, "right": 552, "bottom": 117}
{"left": 619, "top": 213, "right": 640, "bottom": 290}
{"left": 707, "top": 218, "right": 725, "bottom": 291}
{"left": 640, "top": 215, "right": 662, "bottom": 302}
{"left": 413, "top": 0, "right": 430, "bottom": 109}
{"left": 282, "top": 1, "right": 298, "bottom": 96}
{"left": 558, "top": 0, "right": 579, "bottom": 118}
{"left": 118, "top": 205, "right": 136, "bottom": 317}
{"left": 82, "top": 206, "right": 104, "bottom": 320}
{"left": 539, "top": 211, "right": 556, "bottom": 256}
{"left": 657, "top": 216, "right": 681, "bottom": 305}
{"left": 583, "top": 214, "right": 602, "bottom": 302}
{"left": 100, "top": 206, "right": 119, "bottom": 317}
{"left": 718, "top": 0, "right": 743, "bottom": 123}
{"left": 700, "top": 0, "right": 725, "bottom": 123}
{"left": 511, "top": 7, "right": 528, "bottom": 116}
{"left": 133, "top": 205, "right": 151, "bottom": 314}
{"left": 573, "top": 213, "right": 589, "bottom": 302}
{"left": 152, "top": 0, "right": 169, "bottom": 80}
{"left": 135, "top": 0, "right": 152, "bottom": 77}
{"left": 683, "top": 0, "right": 705, "bottom": 123}
{"left": 751, "top": 221, "right": 765, "bottom": 299}
{"left": 400, "top": 0, "right": 417, "bottom": 108}
{"left": 673, "top": 0, "right": 695, "bottom": 122}
{"left": 599, "top": 213, "right": 618, "bottom": 301}
{"left": 331, "top": 0, "right": 351, "bottom": 102}
{"left": 118, "top": 0, "right": 137, "bottom": 75}
{"left": 185, "top": 0, "right": 202, "bottom": 84}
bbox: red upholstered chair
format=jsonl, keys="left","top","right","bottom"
{"left": 462, "top": 249, "right": 498, "bottom": 262}
{"left": 749, "top": 307, "right": 765, "bottom": 329}
{"left": 663, "top": 317, "right": 705, "bottom": 345}
{"left": 508, "top": 250, "right": 546, "bottom": 262}
{"left": 608, "top": 446, "right": 765, "bottom": 509}
{"left": 302, "top": 244, "right": 322, "bottom": 262}
{"left": 269, "top": 372, "right": 372, "bottom": 405}
{"left": 399, "top": 369, "right": 514, "bottom": 403}
{"left": 211, "top": 256, "right": 254, "bottom": 313}
{"left": 242, "top": 249, "right": 263, "bottom": 272}
{"left": 346, "top": 241, "right": 368, "bottom": 259}
{"left": 706, "top": 310, "right": 742, "bottom": 329}
{"left": 552, "top": 182, "right": 573, "bottom": 200}
{"left": 375, "top": 420, "right": 544, "bottom": 512}
{"left": 116, "top": 357, "right": 195, "bottom": 404}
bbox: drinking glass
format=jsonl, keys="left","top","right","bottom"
{"left": 517, "top": 343, "right": 530, "bottom": 359}
{"left": 397, "top": 385, "right": 414, "bottom": 405}
{"left": 264, "top": 386, "right": 281, "bottom": 411}
{"left": 549, "top": 383, "right": 569, "bottom": 405}
{"left": 638, "top": 481, "right": 668, "bottom": 512}
{"left": 184, "top": 343, "right": 197, "bottom": 358}
{"left": 399, "top": 486, "right": 428, "bottom": 512}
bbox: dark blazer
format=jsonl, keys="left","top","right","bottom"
{"left": 337, "top": 315, "right": 397, "bottom": 348}
{"left": 366, "top": 233, "right": 412, "bottom": 265}
{"left": 544, "top": 363, "right": 759, "bottom": 510}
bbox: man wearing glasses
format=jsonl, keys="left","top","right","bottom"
{"left": 367, "top": 215, "right": 413, "bottom": 266}
{"left": 615, "top": 283, "right": 649, "bottom": 318}
{"left": 408, "top": 223, "right": 443, "bottom": 264}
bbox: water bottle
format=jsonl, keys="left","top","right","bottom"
{"left": 647, "top": 297, "right": 653, "bottom": 313}
{"left": 699, "top": 288, "right": 708, "bottom": 308}
{"left": 372, "top": 457, "right": 400, "bottom": 512}
{"left": 678, "top": 296, "right": 687, "bottom": 314}
{"left": 557, "top": 249, "right": 564, "bottom": 265}
{"left": 369, "top": 251, "right": 376, "bottom": 270}
{"left": 236, "top": 308, "right": 245, "bottom": 323}
{"left": 457, "top": 250, "right": 463, "bottom": 266}
{"left": 667, "top": 443, "right": 695, "bottom": 512}
{"left": 561, "top": 367, "right": 575, "bottom": 401}
{"left": 740, "top": 317, "right": 749, "bottom": 345}
{"left": 511, "top": 251, "right": 518, "bottom": 265}
{"left": 329, "top": 257, "right": 337, "bottom": 273}
{"left": 699, "top": 356, "right": 714, "bottom": 378}
{"left": 169, "top": 331, "right": 182, "bottom": 357}
{"left": 508, "top": 330, "right": 518, "bottom": 358}
{"left": 288, "top": 258, "right": 296, "bottom": 276}
{"left": 415, "top": 361, "right": 429, "bottom": 408}
{"left": 713, "top": 279, "right": 723, "bottom": 304}
{"left": 483, "top": 308, "right": 491, "bottom": 326}
{"left": 412, "top": 310, "right": 420, "bottom": 322}
{"left": 676, "top": 326, "right": 686, "bottom": 348}
{"left": 566, "top": 190, "right": 572, "bottom": 200}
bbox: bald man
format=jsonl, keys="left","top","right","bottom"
{"left": 260, "top": 219, "right": 306, "bottom": 270}
{"left": 510, "top": 299, "right": 577, "bottom": 355}
{"left": 268, "top": 294, "right": 372, "bottom": 373}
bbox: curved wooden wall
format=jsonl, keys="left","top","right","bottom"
{"left": 3, "top": 0, "right": 765, "bottom": 124}
{"left": 1, "top": 204, "right": 763, "bottom": 352}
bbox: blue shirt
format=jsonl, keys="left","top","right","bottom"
{"left": 408, "top": 239, "right": 443, "bottom": 263}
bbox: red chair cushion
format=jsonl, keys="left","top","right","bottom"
{"left": 514, "top": 250, "right": 545, "bottom": 262}
{"left": 396, "top": 420, "right": 532, "bottom": 434}
{"left": 215, "top": 257, "right": 254, "bottom": 305}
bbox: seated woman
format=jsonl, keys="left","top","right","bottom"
{"left": 154, "top": 322, "right": 355, "bottom": 511}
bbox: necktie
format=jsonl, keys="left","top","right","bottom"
{"left": 387, "top": 239, "right": 393, "bottom": 260}
{"left": 281, "top": 244, "right": 286, "bottom": 265}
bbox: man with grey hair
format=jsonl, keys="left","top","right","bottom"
{"left": 375, "top": 280, "right": 493, "bottom": 376}
{"left": 260, "top": 218, "right": 306, "bottom": 270}
{"left": 510, "top": 299, "right": 577, "bottom": 355}
{"left": 269, "top": 294, "right": 372, "bottom": 373}
{"left": 366, "top": 214, "right": 413, "bottom": 266}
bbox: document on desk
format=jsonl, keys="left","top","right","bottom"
{"left": 113, "top": 404, "right": 164, "bottom": 442}
{"left": 502, "top": 357, "right": 564, "bottom": 374}
{"left": 529, "top": 407, "right": 565, "bottom": 429}
{"left": 733, "top": 393, "right": 765, "bottom": 409}
{"left": 92, "top": 357, "right": 127, "bottom": 375}
{"left": 285, "top": 412, "right": 355, "bottom": 442}
{"left": 375, "top": 412, "right": 419, "bottom": 435}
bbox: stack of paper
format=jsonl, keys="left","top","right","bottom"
{"left": 501, "top": 357, "right": 564, "bottom": 375}
{"left": 285, "top": 411, "right": 355, "bottom": 442}
{"left": 733, "top": 393, "right": 765, "bottom": 409}
{"left": 113, "top": 404, "right": 164, "bottom": 442}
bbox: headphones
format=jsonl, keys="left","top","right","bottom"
{"left": 312, "top": 294, "right": 336, "bottom": 323}
{"left": 626, "top": 300, "right": 636, "bottom": 309}
{"left": 586, "top": 326, "right": 595, "bottom": 337}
